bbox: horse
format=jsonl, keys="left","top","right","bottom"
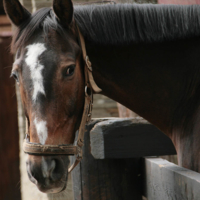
{"left": 4, "top": 0, "right": 200, "bottom": 193}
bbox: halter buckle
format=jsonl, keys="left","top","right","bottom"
{"left": 68, "top": 145, "right": 83, "bottom": 173}
{"left": 87, "top": 103, "right": 93, "bottom": 122}
{"left": 77, "top": 139, "right": 84, "bottom": 147}
{"left": 76, "top": 145, "right": 83, "bottom": 160}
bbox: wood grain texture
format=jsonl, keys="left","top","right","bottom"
{"left": 143, "top": 157, "right": 200, "bottom": 200}
{"left": 90, "top": 118, "right": 176, "bottom": 159}
{"left": 0, "top": 16, "right": 10, "bottom": 25}
{"left": 72, "top": 120, "right": 143, "bottom": 200}
{"left": 0, "top": 36, "right": 21, "bottom": 200}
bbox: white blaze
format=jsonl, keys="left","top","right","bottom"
{"left": 25, "top": 43, "right": 48, "bottom": 144}
{"left": 25, "top": 43, "right": 46, "bottom": 102}
{"left": 34, "top": 118, "right": 48, "bottom": 145}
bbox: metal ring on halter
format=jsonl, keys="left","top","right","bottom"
{"left": 85, "top": 86, "right": 88, "bottom": 97}
{"left": 85, "top": 86, "right": 92, "bottom": 97}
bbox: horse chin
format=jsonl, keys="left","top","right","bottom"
{"left": 26, "top": 154, "right": 70, "bottom": 193}
{"left": 31, "top": 170, "right": 68, "bottom": 194}
{"left": 36, "top": 181, "right": 67, "bottom": 194}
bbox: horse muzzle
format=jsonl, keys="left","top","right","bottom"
{"left": 26, "top": 155, "right": 69, "bottom": 193}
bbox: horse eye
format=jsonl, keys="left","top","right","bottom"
{"left": 11, "top": 72, "right": 19, "bottom": 84}
{"left": 65, "top": 65, "right": 75, "bottom": 77}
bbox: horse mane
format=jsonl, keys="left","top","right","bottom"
{"left": 12, "top": 3, "right": 200, "bottom": 52}
{"left": 74, "top": 3, "right": 200, "bottom": 45}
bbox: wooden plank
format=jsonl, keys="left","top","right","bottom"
{"left": 71, "top": 120, "right": 143, "bottom": 200}
{"left": 143, "top": 157, "right": 200, "bottom": 200}
{"left": 0, "top": 26, "right": 12, "bottom": 34}
{"left": 0, "top": 36, "right": 21, "bottom": 200}
{"left": 0, "top": 15, "right": 10, "bottom": 25}
{"left": 90, "top": 118, "right": 176, "bottom": 159}
{"left": 0, "top": 15, "right": 11, "bottom": 34}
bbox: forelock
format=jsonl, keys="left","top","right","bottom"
{"left": 11, "top": 8, "right": 66, "bottom": 53}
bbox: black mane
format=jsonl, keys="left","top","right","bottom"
{"left": 12, "top": 3, "right": 200, "bottom": 52}
{"left": 75, "top": 3, "right": 200, "bottom": 45}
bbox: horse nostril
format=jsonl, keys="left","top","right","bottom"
{"left": 49, "top": 159, "right": 56, "bottom": 178}
{"left": 49, "top": 159, "right": 63, "bottom": 182}
{"left": 26, "top": 157, "right": 68, "bottom": 193}
{"left": 41, "top": 158, "right": 62, "bottom": 182}
{"left": 27, "top": 163, "right": 38, "bottom": 185}
{"left": 41, "top": 157, "right": 56, "bottom": 179}
{"left": 27, "top": 157, "right": 65, "bottom": 188}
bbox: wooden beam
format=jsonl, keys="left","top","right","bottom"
{"left": 0, "top": 15, "right": 11, "bottom": 34}
{"left": 0, "top": 15, "right": 10, "bottom": 25}
{"left": 71, "top": 120, "right": 143, "bottom": 200}
{"left": 90, "top": 118, "right": 176, "bottom": 159}
{"left": 143, "top": 157, "right": 200, "bottom": 200}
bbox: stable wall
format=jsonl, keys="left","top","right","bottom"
{"left": 0, "top": 34, "right": 21, "bottom": 200}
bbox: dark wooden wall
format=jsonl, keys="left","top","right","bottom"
{"left": 0, "top": 0, "right": 5, "bottom": 15}
{"left": 0, "top": 35, "right": 21, "bottom": 200}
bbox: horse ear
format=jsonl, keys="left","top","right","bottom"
{"left": 53, "top": 0, "right": 73, "bottom": 26}
{"left": 3, "top": 0, "right": 31, "bottom": 26}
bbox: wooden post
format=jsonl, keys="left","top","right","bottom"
{"left": 0, "top": 35, "right": 21, "bottom": 200}
{"left": 71, "top": 120, "right": 143, "bottom": 200}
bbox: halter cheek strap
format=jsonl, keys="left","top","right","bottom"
{"left": 23, "top": 26, "right": 102, "bottom": 173}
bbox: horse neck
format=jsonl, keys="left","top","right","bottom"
{"left": 172, "top": 107, "right": 200, "bottom": 172}
{"left": 86, "top": 38, "right": 200, "bottom": 137}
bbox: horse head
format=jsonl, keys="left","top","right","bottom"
{"left": 4, "top": 0, "right": 86, "bottom": 193}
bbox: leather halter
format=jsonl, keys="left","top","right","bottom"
{"left": 23, "top": 26, "right": 102, "bottom": 173}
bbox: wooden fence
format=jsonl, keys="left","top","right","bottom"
{"left": 0, "top": 34, "right": 21, "bottom": 200}
{"left": 71, "top": 118, "right": 200, "bottom": 200}
{"left": 144, "top": 158, "right": 200, "bottom": 200}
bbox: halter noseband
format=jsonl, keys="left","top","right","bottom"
{"left": 23, "top": 26, "right": 102, "bottom": 173}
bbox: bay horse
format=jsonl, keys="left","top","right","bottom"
{"left": 4, "top": 0, "right": 200, "bottom": 193}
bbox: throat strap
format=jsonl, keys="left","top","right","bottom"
{"left": 68, "top": 26, "right": 102, "bottom": 172}
{"left": 76, "top": 26, "right": 102, "bottom": 93}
